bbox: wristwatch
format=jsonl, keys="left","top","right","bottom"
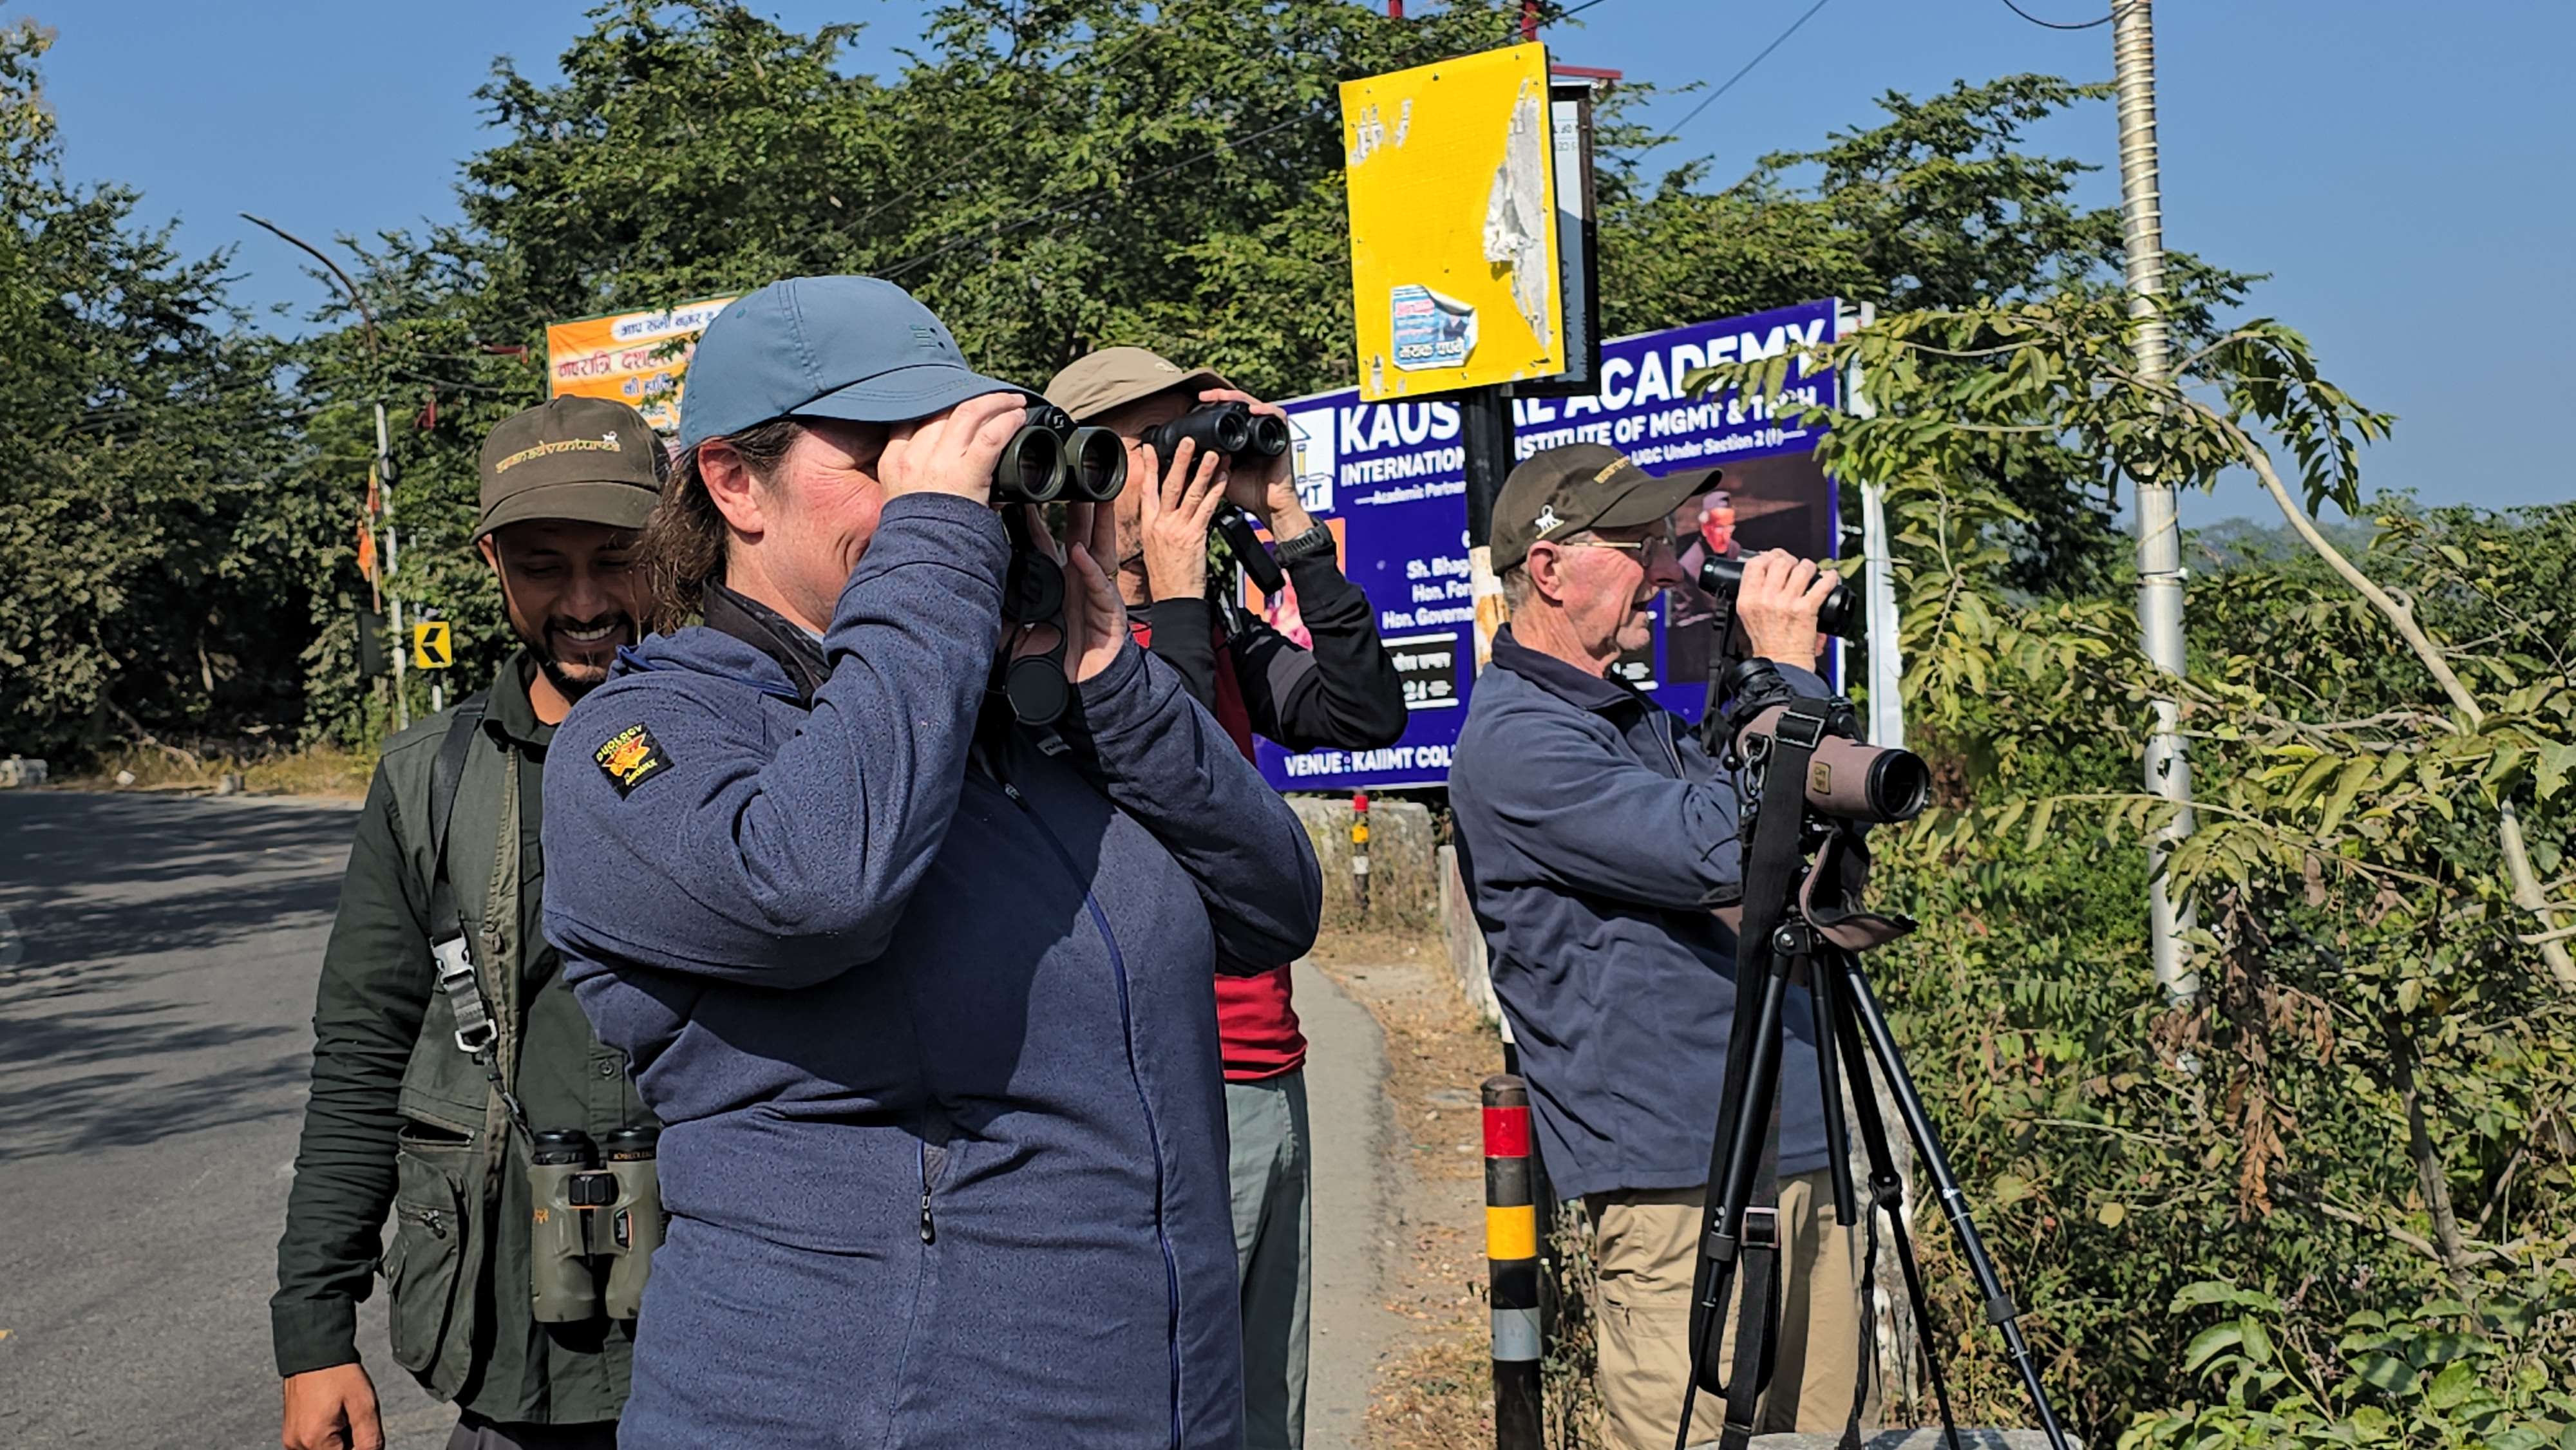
{"left": 1270, "top": 522, "right": 1338, "bottom": 563}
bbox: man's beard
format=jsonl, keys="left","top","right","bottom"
{"left": 532, "top": 613, "right": 637, "bottom": 702}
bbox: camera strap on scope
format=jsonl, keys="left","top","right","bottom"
{"left": 1679, "top": 702, "right": 1831, "bottom": 1450}
{"left": 426, "top": 693, "right": 531, "bottom": 1146}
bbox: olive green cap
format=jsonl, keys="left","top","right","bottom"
{"left": 476, "top": 396, "right": 667, "bottom": 540}
{"left": 1490, "top": 442, "right": 1713, "bottom": 572}
{"left": 1044, "top": 346, "right": 1231, "bottom": 424}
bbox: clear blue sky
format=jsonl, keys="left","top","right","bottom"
{"left": 36, "top": 1, "right": 2575, "bottom": 522}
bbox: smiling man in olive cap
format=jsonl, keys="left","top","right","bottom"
{"left": 275, "top": 396, "right": 667, "bottom": 1450}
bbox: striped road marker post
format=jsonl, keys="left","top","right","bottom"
{"left": 1350, "top": 791, "right": 1372, "bottom": 916}
{"left": 1483, "top": 1073, "right": 1543, "bottom": 1450}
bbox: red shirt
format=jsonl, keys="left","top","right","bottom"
{"left": 1132, "top": 616, "right": 1308, "bottom": 1080}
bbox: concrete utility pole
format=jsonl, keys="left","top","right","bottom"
{"left": 2114, "top": 1, "right": 2199, "bottom": 1004}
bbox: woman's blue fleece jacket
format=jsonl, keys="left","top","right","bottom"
{"left": 540, "top": 493, "right": 1323, "bottom": 1450}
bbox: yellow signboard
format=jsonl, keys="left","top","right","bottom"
{"left": 412, "top": 621, "right": 453, "bottom": 671}
{"left": 545, "top": 297, "right": 737, "bottom": 433}
{"left": 1341, "top": 42, "right": 1562, "bottom": 401}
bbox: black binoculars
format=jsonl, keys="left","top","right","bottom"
{"left": 1143, "top": 401, "right": 1289, "bottom": 465}
{"left": 1142, "top": 402, "right": 1295, "bottom": 596}
{"left": 527, "top": 1126, "right": 665, "bottom": 1323}
{"left": 994, "top": 404, "right": 1127, "bottom": 505}
{"left": 1698, "top": 554, "right": 1862, "bottom": 640}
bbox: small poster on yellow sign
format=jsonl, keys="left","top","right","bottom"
{"left": 545, "top": 297, "right": 737, "bottom": 434}
{"left": 1341, "top": 42, "right": 1562, "bottom": 401}
{"left": 412, "top": 621, "right": 453, "bottom": 671}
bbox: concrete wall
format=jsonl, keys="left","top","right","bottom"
{"left": 1285, "top": 795, "right": 1437, "bottom": 931}
{"left": 1438, "top": 844, "right": 1502, "bottom": 1026}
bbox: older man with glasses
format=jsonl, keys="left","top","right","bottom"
{"left": 1448, "top": 443, "right": 1869, "bottom": 1450}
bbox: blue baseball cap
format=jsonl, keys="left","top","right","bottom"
{"left": 676, "top": 276, "right": 1030, "bottom": 451}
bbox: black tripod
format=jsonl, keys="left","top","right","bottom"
{"left": 1674, "top": 686, "right": 2073, "bottom": 1450}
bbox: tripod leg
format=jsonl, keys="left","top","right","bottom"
{"left": 1828, "top": 990, "right": 1960, "bottom": 1450}
{"left": 1680, "top": 932, "right": 1806, "bottom": 1450}
{"left": 1808, "top": 953, "right": 1859, "bottom": 1228}
{"left": 1837, "top": 953, "right": 2076, "bottom": 1450}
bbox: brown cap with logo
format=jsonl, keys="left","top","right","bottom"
{"left": 1490, "top": 442, "right": 1714, "bottom": 572}
{"left": 1044, "top": 346, "right": 1231, "bottom": 424}
{"left": 475, "top": 396, "right": 668, "bottom": 540}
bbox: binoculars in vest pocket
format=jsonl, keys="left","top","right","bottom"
{"left": 527, "top": 1126, "right": 665, "bottom": 1322}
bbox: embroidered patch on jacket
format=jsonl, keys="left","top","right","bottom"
{"left": 593, "top": 723, "right": 673, "bottom": 797}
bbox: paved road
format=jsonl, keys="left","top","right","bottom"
{"left": 0, "top": 791, "right": 1401, "bottom": 1448}
{"left": 0, "top": 791, "right": 455, "bottom": 1448}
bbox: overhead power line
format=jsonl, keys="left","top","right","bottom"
{"left": 1665, "top": 0, "right": 1833, "bottom": 136}
{"left": 1998, "top": 0, "right": 2116, "bottom": 30}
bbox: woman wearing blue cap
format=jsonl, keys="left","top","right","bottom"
{"left": 539, "top": 276, "right": 1321, "bottom": 1449}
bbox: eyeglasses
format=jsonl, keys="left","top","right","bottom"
{"left": 1549, "top": 525, "right": 1679, "bottom": 561}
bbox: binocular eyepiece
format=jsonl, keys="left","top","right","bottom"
{"left": 1142, "top": 401, "right": 1289, "bottom": 464}
{"left": 1721, "top": 659, "right": 1928, "bottom": 825}
{"left": 1698, "top": 555, "right": 1862, "bottom": 641}
{"left": 994, "top": 404, "right": 1127, "bottom": 505}
{"left": 526, "top": 1126, "right": 666, "bottom": 1323}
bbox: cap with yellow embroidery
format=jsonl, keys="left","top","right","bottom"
{"left": 1488, "top": 442, "right": 1714, "bottom": 572}
{"left": 476, "top": 396, "right": 668, "bottom": 541}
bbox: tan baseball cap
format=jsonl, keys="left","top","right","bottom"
{"left": 1491, "top": 443, "right": 1714, "bottom": 572}
{"left": 477, "top": 396, "right": 668, "bottom": 540}
{"left": 1044, "top": 346, "right": 1231, "bottom": 424}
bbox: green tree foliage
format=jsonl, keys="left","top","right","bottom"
{"left": 282, "top": 3, "right": 2178, "bottom": 739}
{"left": 283, "top": 0, "right": 1535, "bottom": 724}
{"left": 0, "top": 23, "right": 306, "bottom": 756}
{"left": 1600, "top": 74, "right": 2256, "bottom": 594}
{"left": 1688, "top": 301, "right": 2576, "bottom": 1444}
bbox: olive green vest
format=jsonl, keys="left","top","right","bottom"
{"left": 373, "top": 693, "right": 648, "bottom": 1400}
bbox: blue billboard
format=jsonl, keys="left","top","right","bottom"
{"left": 1254, "top": 298, "right": 1853, "bottom": 793}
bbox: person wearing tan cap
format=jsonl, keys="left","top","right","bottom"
{"left": 1448, "top": 444, "right": 1866, "bottom": 1450}
{"left": 274, "top": 395, "right": 666, "bottom": 1450}
{"left": 1046, "top": 346, "right": 1408, "bottom": 1450}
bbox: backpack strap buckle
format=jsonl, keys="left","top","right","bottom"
{"left": 431, "top": 936, "right": 498, "bottom": 1056}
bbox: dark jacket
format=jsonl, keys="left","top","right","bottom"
{"left": 274, "top": 652, "right": 652, "bottom": 1425}
{"left": 541, "top": 493, "right": 1323, "bottom": 1450}
{"left": 1448, "top": 627, "right": 1830, "bottom": 1203}
{"left": 1142, "top": 551, "right": 1408, "bottom": 753}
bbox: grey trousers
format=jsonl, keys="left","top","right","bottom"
{"left": 1227, "top": 1069, "right": 1313, "bottom": 1450}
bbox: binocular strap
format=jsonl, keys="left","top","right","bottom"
{"left": 425, "top": 695, "right": 532, "bottom": 1145}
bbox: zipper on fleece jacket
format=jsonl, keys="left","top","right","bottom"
{"left": 998, "top": 777, "right": 1186, "bottom": 1450}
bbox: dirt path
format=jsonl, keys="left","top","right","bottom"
{"left": 1302, "top": 927, "right": 1507, "bottom": 1449}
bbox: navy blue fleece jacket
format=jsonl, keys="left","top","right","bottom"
{"left": 1449, "top": 627, "right": 1830, "bottom": 1203}
{"left": 541, "top": 493, "right": 1321, "bottom": 1450}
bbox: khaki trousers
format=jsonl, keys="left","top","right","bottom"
{"left": 1586, "top": 1171, "right": 1868, "bottom": 1450}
